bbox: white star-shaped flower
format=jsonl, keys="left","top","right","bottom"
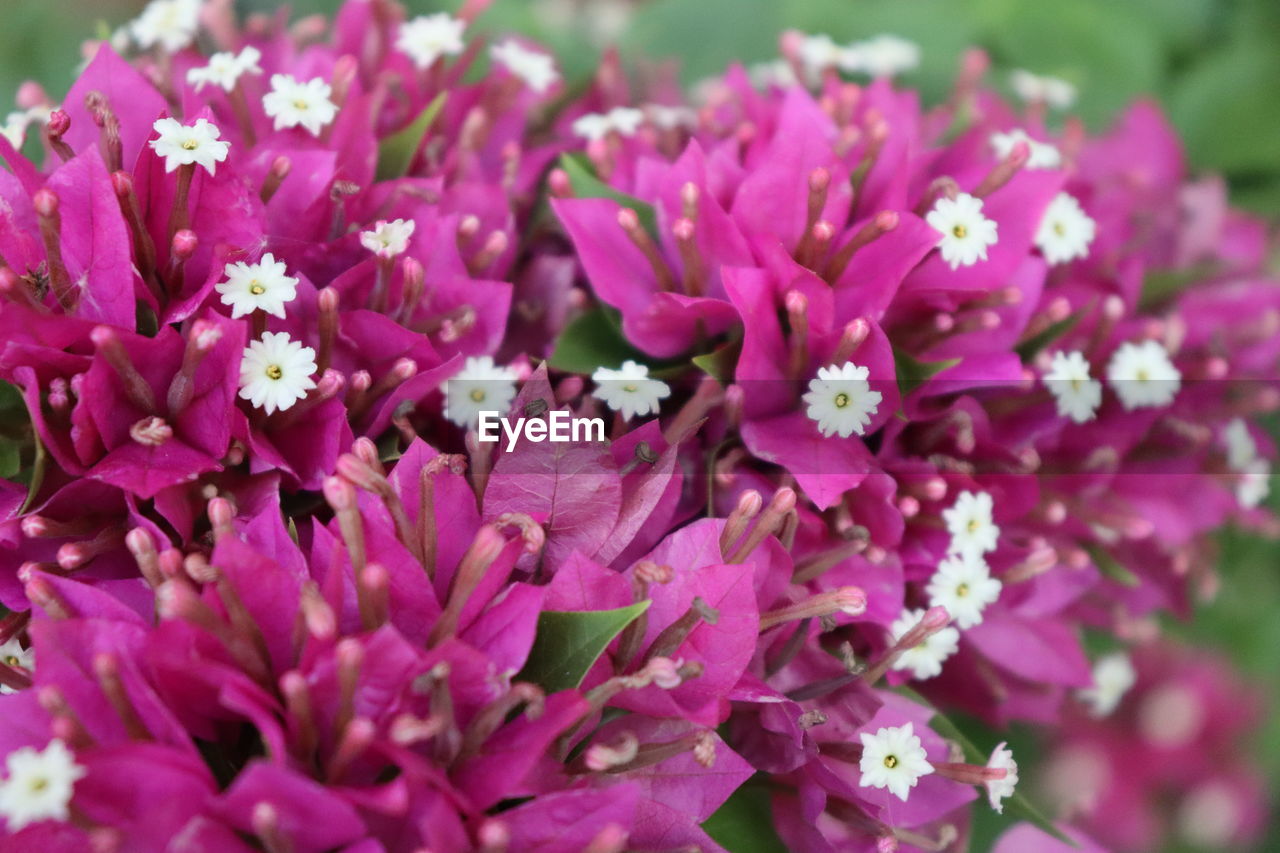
{"left": 926, "top": 552, "right": 1002, "bottom": 629}
{"left": 646, "top": 104, "right": 695, "bottom": 130}
{"left": 187, "top": 46, "right": 263, "bottom": 92}
{"left": 840, "top": 34, "right": 921, "bottom": 78}
{"left": 798, "top": 33, "right": 841, "bottom": 79}
{"left": 746, "top": 60, "right": 798, "bottom": 90}
{"left": 446, "top": 356, "right": 518, "bottom": 428}
{"left": 262, "top": 74, "right": 338, "bottom": 136}
{"left": 858, "top": 722, "right": 935, "bottom": 802}
{"left": 1224, "top": 418, "right": 1258, "bottom": 471}
{"left": 1222, "top": 419, "right": 1271, "bottom": 508}
{"left": 991, "top": 128, "right": 1062, "bottom": 170}
{"left": 1236, "top": 458, "right": 1271, "bottom": 509}
{"left": 985, "top": 742, "right": 1019, "bottom": 813}
{"left": 0, "top": 637, "right": 33, "bottom": 695}
{"left": 0, "top": 739, "right": 85, "bottom": 830}
{"left": 215, "top": 254, "right": 299, "bottom": 319}
{"left": 1077, "top": 652, "right": 1136, "bottom": 717}
{"left": 238, "top": 332, "right": 318, "bottom": 415}
{"left": 888, "top": 608, "right": 960, "bottom": 680}
{"left": 1035, "top": 192, "right": 1096, "bottom": 265}
{"left": 149, "top": 117, "right": 230, "bottom": 176}
{"left": 490, "top": 40, "right": 559, "bottom": 94}
{"left": 1106, "top": 340, "right": 1181, "bottom": 410}
{"left": 397, "top": 13, "right": 466, "bottom": 70}
{"left": 592, "top": 360, "right": 671, "bottom": 421}
{"left": 1010, "top": 69, "right": 1077, "bottom": 109}
{"left": 943, "top": 490, "right": 1000, "bottom": 557}
{"left": 1043, "top": 350, "right": 1102, "bottom": 424}
{"left": 130, "top": 0, "right": 201, "bottom": 52}
{"left": 927, "top": 193, "right": 999, "bottom": 270}
{"left": 803, "top": 361, "right": 883, "bottom": 438}
{"left": 360, "top": 219, "right": 416, "bottom": 258}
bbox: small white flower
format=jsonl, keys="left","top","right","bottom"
{"left": 926, "top": 552, "right": 1002, "bottom": 630}
{"left": 943, "top": 490, "right": 1000, "bottom": 557}
{"left": 1224, "top": 418, "right": 1259, "bottom": 471}
{"left": 1222, "top": 418, "right": 1270, "bottom": 508}
{"left": 858, "top": 722, "right": 935, "bottom": 802}
{"left": 187, "top": 46, "right": 263, "bottom": 92}
{"left": 0, "top": 739, "right": 85, "bottom": 830}
{"left": 572, "top": 107, "right": 645, "bottom": 142}
{"left": 1035, "top": 193, "right": 1096, "bottom": 265}
{"left": 397, "top": 13, "right": 466, "bottom": 70}
{"left": 803, "top": 361, "right": 883, "bottom": 438}
{"left": 746, "top": 60, "right": 798, "bottom": 90}
{"left": 215, "top": 254, "right": 299, "bottom": 319}
{"left": 446, "top": 356, "right": 518, "bottom": 428}
{"left": 840, "top": 34, "right": 921, "bottom": 78}
{"left": 592, "top": 360, "right": 671, "bottom": 421}
{"left": 1237, "top": 458, "right": 1271, "bottom": 509}
{"left": 130, "top": 0, "right": 201, "bottom": 52}
{"left": 926, "top": 193, "right": 999, "bottom": 270}
{"left": 985, "top": 742, "right": 1019, "bottom": 813}
{"left": 238, "top": 332, "right": 318, "bottom": 415}
{"left": 360, "top": 219, "right": 416, "bottom": 258}
{"left": 646, "top": 103, "right": 695, "bottom": 130}
{"left": 1, "top": 112, "right": 32, "bottom": 150}
{"left": 1077, "top": 652, "right": 1136, "bottom": 717}
{"left": 490, "top": 40, "right": 559, "bottom": 94}
{"left": 262, "top": 74, "right": 338, "bottom": 136}
{"left": 1106, "top": 340, "right": 1181, "bottom": 410}
{"left": 888, "top": 608, "right": 960, "bottom": 680}
{"left": 1010, "top": 69, "right": 1077, "bottom": 109}
{"left": 149, "top": 117, "right": 230, "bottom": 176}
{"left": 991, "top": 128, "right": 1062, "bottom": 170}
{"left": 0, "top": 637, "right": 33, "bottom": 695}
{"left": 798, "top": 33, "right": 841, "bottom": 79}
{"left": 1043, "top": 350, "right": 1102, "bottom": 423}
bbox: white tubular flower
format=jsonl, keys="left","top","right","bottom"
{"left": 1010, "top": 69, "right": 1077, "bottom": 109}
{"left": 446, "top": 356, "right": 518, "bottom": 428}
{"left": 360, "top": 219, "right": 416, "bottom": 258}
{"left": 927, "top": 193, "right": 999, "bottom": 269}
{"left": 840, "top": 34, "right": 921, "bottom": 78}
{"left": 187, "top": 46, "right": 263, "bottom": 92}
{"left": 490, "top": 40, "right": 559, "bottom": 94}
{"left": 888, "top": 608, "right": 960, "bottom": 680}
{"left": 1035, "top": 192, "right": 1096, "bottom": 265}
{"left": 858, "top": 723, "right": 935, "bottom": 802}
{"left": 1077, "top": 652, "right": 1137, "bottom": 717}
{"left": 985, "top": 742, "right": 1019, "bottom": 813}
{"left": 803, "top": 361, "right": 883, "bottom": 438}
{"left": 592, "top": 360, "right": 671, "bottom": 421}
{"left": 0, "top": 637, "right": 33, "bottom": 695}
{"left": 943, "top": 490, "right": 1000, "bottom": 557}
{"left": 262, "top": 74, "right": 338, "bottom": 136}
{"left": 149, "top": 117, "right": 230, "bottom": 176}
{"left": 238, "top": 332, "right": 318, "bottom": 415}
{"left": 1106, "top": 340, "right": 1181, "bottom": 410}
{"left": 926, "top": 552, "right": 1002, "bottom": 630}
{"left": 0, "top": 739, "right": 85, "bottom": 830}
{"left": 1043, "top": 350, "right": 1102, "bottom": 423}
{"left": 215, "top": 254, "right": 299, "bottom": 319}
{"left": 397, "top": 13, "right": 466, "bottom": 70}
{"left": 990, "top": 128, "right": 1062, "bottom": 170}
{"left": 130, "top": 0, "right": 201, "bottom": 52}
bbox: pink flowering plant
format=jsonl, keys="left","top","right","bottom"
{"left": 0, "top": 1, "right": 1275, "bottom": 851}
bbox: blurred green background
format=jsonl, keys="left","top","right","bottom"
{"left": 2, "top": 0, "right": 1278, "bottom": 850}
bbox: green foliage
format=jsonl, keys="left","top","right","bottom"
{"left": 558, "top": 153, "right": 658, "bottom": 236}
{"left": 703, "top": 781, "right": 790, "bottom": 853}
{"left": 893, "top": 348, "right": 961, "bottom": 396}
{"left": 376, "top": 93, "right": 446, "bottom": 180}
{"left": 517, "top": 601, "right": 650, "bottom": 692}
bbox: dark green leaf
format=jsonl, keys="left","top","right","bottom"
{"left": 19, "top": 437, "right": 46, "bottom": 514}
{"left": 518, "top": 601, "right": 650, "bottom": 692}
{"left": 1015, "top": 309, "right": 1085, "bottom": 362}
{"left": 702, "top": 780, "right": 789, "bottom": 853}
{"left": 377, "top": 93, "right": 446, "bottom": 180}
{"left": 692, "top": 338, "right": 742, "bottom": 384}
{"left": 1082, "top": 543, "right": 1140, "bottom": 588}
{"left": 1139, "top": 263, "right": 1219, "bottom": 310}
{"left": 559, "top": 153, "right": 658, "bottom": 236}
{"left": 893, "top": 348, "right": 961, "bottom": 396}
{"left": 0, "top": 441, "right": 18, "bottom": 480}
{"left": 549, "top": 307, "right": 665, "bottom": 375}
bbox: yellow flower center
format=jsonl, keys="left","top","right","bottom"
{"left": 956, "top": 582, "right": 969, "bottom": 597}
{"left": 266, "top": 365, "right": 283, "bottom": 381}
{"left": 181, "top": 139, "right": 199, "bottom": 150}
{"left": 1053, "top": 221, "right": 1066, "bottom": 236}
{"left": 834, "top": 392, "right": 850, "bottom": 409}
{"left": 294, "top": 99, "right": 310, "bottom": 110}
{"left": 968, "top": 518, "right": 981, "bottom": 533}
{"left": 3, "top": 655, "right": 18, "bottom": 667}
{"left": 470, "top": 388, "right": 486, "bottom": 402}
{"left": 952, "top": 224, "right": 968, "bottom": 239}
{"left": 249, "top": 281, "right": 266, "bottom": 295}
{"left": 883, "top": 754, "right": 898, "bottom": 769}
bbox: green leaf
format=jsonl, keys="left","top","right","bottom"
{"left": 702, "top": 780, "right": 789, "bottom": 853}
{"left": 558, "top": 153, "right": 658, "bottom": 236}
{"left": 376, "top": 93, "right": 446, "bottom": 180}
{"left": 549, "top": 307, "right": 673, "bottom": 375}
{"left": 1015, "top": 309, "right": 1085, "bottom": 362}
{"left": 19, "top": 437, "right": 46, "bottom": 514}
{"left": 1082, "top": 543, "right": 1140, "bottom": 588}
{"left": 518, "top": 601, "right": 651, "bottom": 692}
{"left": 1139, "top": 263, "right": 1219, "bottom": 310}
{"left": 691, "top": 338, "right": 742, "bottom": 385}
{"left": 893, "top": 348, "right": 961, "bottom": 396}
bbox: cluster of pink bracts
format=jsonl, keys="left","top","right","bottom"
{"left": 0, "top": 1, "right": 1274, "bottom": 851}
